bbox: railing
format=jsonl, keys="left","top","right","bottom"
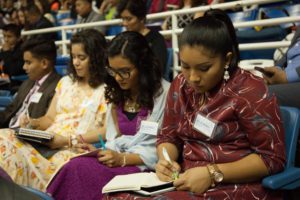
{"left": 21, "top": 0, "right": 299, "bottom": 77}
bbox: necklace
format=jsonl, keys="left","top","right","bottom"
{"left": 124, "top": 100, "right": 140, "bottom": 113}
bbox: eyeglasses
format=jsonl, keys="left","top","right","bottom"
{"left": 106, "top": 66, "right": 134, "bottom": 80}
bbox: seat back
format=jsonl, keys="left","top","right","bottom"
{"left": 0, "top": 90, "right": 11, "bottom": 96}
{"left": 164, "top": 48, "right": 173, "bottom": 82}
{"left": 228, "top": 9, "right": 258, "bottom": 31}
{"left": 280, "top": 106, "right": 300, "bottom": 169}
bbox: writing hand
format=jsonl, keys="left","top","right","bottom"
{"left": 155, "top": 159, "right": 181, "bottom": 182}
{"left": 97, "top": 149, "right": 123, "bottom": 167}
{"left": 174, "top": 166, "right": 211, "bottom": 194}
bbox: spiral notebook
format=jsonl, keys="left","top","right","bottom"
{"left": 14, "top": 128, "right": 54, "bottom": 143}
{"left": 102, "top": 172, "right": 175, "bottom": 196}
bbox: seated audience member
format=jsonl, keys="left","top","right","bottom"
{"left": 1, "top": 0, "right": 16, "bottom": 24}
{"left": 0, "top": 38, "right": 60, "bottom": 128}
{"left": 75, "top": 0, "right": 106, "bottom": 34}
{"left": 162, "top": 0, "right": 207, "bottom": 31}
{"left": 0, "top": 24, "right": 26, "bottom": 90}
{"left": 264, "top": 27, "right": 300, "bottom": 109}
{"left": 24, "top": 4, "right": 57, "bottom": 41}
{"left": 99, "top": 0, "right": 119, "bottom": 20}
{"left": 118, "top": 0, "right": 168, "bottom": 75}
{"left": 46, "top": 31, "right": 170, "bottom": 200}
{"left": 106, "top": 9, "right": 285, "bottom": 200}
{"left": 35, "top": 0, "right": 56, "bottom": 25}
{"left": 0, "top": 29, "right": 107, "bottom": 191}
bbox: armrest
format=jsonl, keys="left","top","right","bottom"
{"left": 262, "top": 167, "right": 300, "bottom": 190}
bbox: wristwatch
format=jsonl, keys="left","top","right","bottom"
{"left": 206, "top": 164, "right": 224, "bottom": 187}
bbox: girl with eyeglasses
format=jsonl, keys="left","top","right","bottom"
{"left": 46, "top": 31, "right": 170, "bottom": 200}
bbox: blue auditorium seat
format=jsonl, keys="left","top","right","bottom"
{"left": 21, "top": 186, "right": 54, "bottom": 200}
{"left": 55, "top": 65, "right": 68, "bottom": 76}
{"left": 56, "top": 56, "right": 70, "bottom": 65}
{"left": 237, "top": 26, "right": 287, "bottom": 59}
{"left": 106, "top": 25, "right": 123, "bottom": 36}
{"left": 10, "top": 75, "right": 28, "bottom": 82}
{"left": 55, "top": 56, "right": 70, "bottom": 76}
{"left": 164, "top": 48, "right": 174, "bottom": 82}
{"left": 228, "top": 9, "right": 258, "bottom": 31}
{"left": 0, "top": 95, "right": 13, "bottom": 110}
{"left": 258, "top": 6, "right": 292, "bottom": 29}
{"left": 0, "top": 90, "right": 11, "bottom": 96}
{"left": 263, "top": 107, "right": 300, "bottom": 191}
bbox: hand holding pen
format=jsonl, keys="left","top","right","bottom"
{"left": 155, "top": 147, "right": 181, "bottom": 182}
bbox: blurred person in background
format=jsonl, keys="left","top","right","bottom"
{"left": 118, "top": 0, "right": 167, "bottom": 77}
{"left": 75, "top": 0, "right": 106, "bottom": 34}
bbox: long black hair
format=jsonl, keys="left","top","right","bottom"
{"left": 105, "top": 31, "right": 162, "bottom": 109}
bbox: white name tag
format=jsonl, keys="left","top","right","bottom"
{"left": 193, "top": 113, "right": 217, "bottom": 138}
{"left": 139, "top": 121, "right": 159, "bottom": 136}
{"left": 30, "top": 92, "right": 43, "bottom": 103}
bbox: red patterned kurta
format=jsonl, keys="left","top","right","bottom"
{"left": 104, "top": 69, "right": 285, "bottom": 200}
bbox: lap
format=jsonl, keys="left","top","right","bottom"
{"left": 104, "top": 182, "right": 282, "bottom": 200}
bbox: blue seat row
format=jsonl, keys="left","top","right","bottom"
{"left": 263, "top": 106, "right": 300, "bottom": 195}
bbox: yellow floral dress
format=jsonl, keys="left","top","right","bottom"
{"left": 0, "top": 76, "right": 106, "bottom": 191}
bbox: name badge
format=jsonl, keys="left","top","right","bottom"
{"left": 30, "top": 92, "right": 43, "bottom": 103}
{"left": 139, "top": 121, "right": 159, "bottom": 136}
{"left": 193, "top": 113, "right": 217, "bottom": 138}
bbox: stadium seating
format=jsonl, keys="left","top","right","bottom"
{"left": 164, "top": 48, "right": 174, "bottom": 82}
{"left": 55, "top": 56, "right": 70, "bottom": 76}
{"left": 0, "top": 96, "right": 13, "bottom": 111}
{"left": 21, "top": 186, "right": 54, "bottom": 200}
{"left": 263, "top": 106, "right": 300, "bottom": 190}
{"left": 228, "top": 9, "right": 258, "bottom": 31}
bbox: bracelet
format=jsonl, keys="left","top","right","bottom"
{"left": 121, "top": 154, "right": 126, "bottom": 167}
{"left": 78, "top": 134, "right": 85, "bottom": 143}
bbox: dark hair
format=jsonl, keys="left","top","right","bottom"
{"left": 179, "top": 9, "right": 240, "bottom": 73}
{"left": 179, "top": 0, "right": 207, "bottom": 8}
{"left": 25, "top": 4, "right": 42, "bottom": 16}
{"left": 117, "top": 0, "right": 147, "bottom": 20}
{"left": 21, "top": 38, "right": 56, "bottom": 66}
{"left": 69, "top": 29, "right": 107, "bottom": 88}
{"left": 106, "top": 31, "right": 162, "bottom": 109}
{"left": 2, "top": 24, "right": 21, "bottom": 37}
{"left": 37, "top": 0, "right": 51, "bottom": 14}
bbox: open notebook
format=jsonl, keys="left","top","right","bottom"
{"left": 102, "top": 172, "right": 175, "bottom": 196}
